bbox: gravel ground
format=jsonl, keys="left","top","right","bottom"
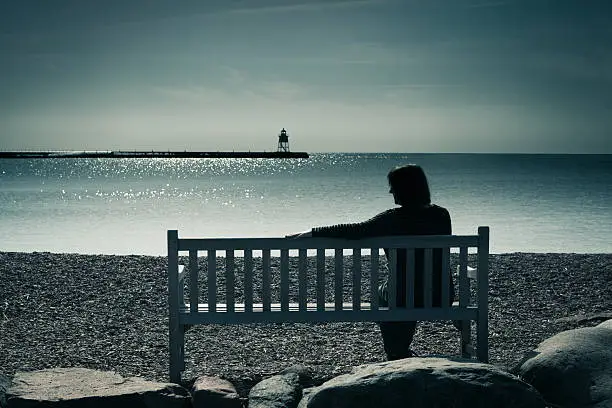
{"left": 1, "top": 251, "right": 611, "bottom": 396}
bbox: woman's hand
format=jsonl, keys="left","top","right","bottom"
{"left": 285, "top": 230, "right": 313, "bottom": 239}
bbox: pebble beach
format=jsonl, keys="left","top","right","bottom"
{"left": 1, "top": 251, "right": 611, "bottom": 396}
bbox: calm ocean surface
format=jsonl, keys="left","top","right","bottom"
{"left": 0, "top": 153, "right": 610, "bottom": 255}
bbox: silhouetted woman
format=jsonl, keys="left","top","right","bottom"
{"left": 289, "top": 164, "right": 453, "bottom": 360}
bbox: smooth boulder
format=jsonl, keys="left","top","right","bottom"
{"left": 6, "top": 368, "right": 190, "bottom": 408}
{"left": 248, "top": 373, "right": 302, "bottom": 408}
{"left": 191, "top": 376, "right": 242, "bottom": 408}
{"left": 298, "top": 357, "right": 545, "bottom": 408}
{"left": 517, "top": 319, "right": 612, "bottom": 408}
{"left": 278, "top": 365, "right": 315, "bottom": 388}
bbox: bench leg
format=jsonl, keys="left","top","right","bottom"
{"left": 477, "top": 314, "right": 489, "bottom": 363}
{"left": 169, "top": 322, "right": 185, "bottom": 383}
{"left": 460, "top": 320, "right": 472, "bottom": 359}
{"left": 179, "top": 325, "right": 186, "bottom": 371}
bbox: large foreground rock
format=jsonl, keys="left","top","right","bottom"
{"left": 248, "top": 372, "right": 302, "bottom": 408}
{"left": 298, "top": 357, "right": 545, "bottom": 408}
{"left": 6, "top": 368, "right": 190, "bottom": 408}
{"left": 517, "top": 319, "right": 612, "bottom": 408}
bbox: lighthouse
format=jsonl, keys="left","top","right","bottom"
{"left": 277, "top": 128, "right": 290, "bottom": 152}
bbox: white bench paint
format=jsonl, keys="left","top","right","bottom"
{"left": 167, "top": 227, "right": 489, "bottom": 383}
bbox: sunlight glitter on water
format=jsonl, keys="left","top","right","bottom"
{"left": 1, "top": 154, "right": 611, "bottom": 254}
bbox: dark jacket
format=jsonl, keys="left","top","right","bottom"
{"left": 312, "top": 204, "right": 452, "bottom": 307}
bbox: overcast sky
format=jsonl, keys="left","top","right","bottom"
{"left": 1, "top": 0, "right": 611, "bottom": 153}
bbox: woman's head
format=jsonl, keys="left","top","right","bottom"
{"left": 387, "top": 164, "right": 431, "bottom": 206}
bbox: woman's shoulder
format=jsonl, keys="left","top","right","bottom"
{"left": 397, "top": 204, "right": 451, "bottom": 222}
{"left": 427, "top": 204, "right": 451, "bottom": 219}
{"left": 428, "top": 203, "right": 450, "bottom": 213}
{"left": 397, "top": 203, "right": 449, "bottom": 213}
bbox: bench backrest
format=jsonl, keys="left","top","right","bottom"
{"left": 168, "top": 227, "right": 489, "bottom": 318}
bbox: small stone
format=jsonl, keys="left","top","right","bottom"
{"left": 554, "top": 312, "right": 612, "bottom": 327}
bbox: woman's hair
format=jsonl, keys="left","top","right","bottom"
{"left": 387, "top": 164, "right": 431, "bottom": 206}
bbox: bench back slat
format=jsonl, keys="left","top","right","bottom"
{"left": 244, "top": 250, "right": 253, "bottom": 313}
{"left": 207, "top": 250, "right": 216, "bottom": 312}
{"left": 388, "top": 249, "right": 397, "bottom": 308}
{"left": 226, "top": 251, "right": 235, "bottom": 313}
{"left": 281, "top": 249, "right": 290, "bottom": 312}
{"left": 424, "top": 248, "right": 433, "bottom": 308}
{"left": 189, "top": 250, "right": 199, "bottom": 314}
{"left": 370, "top": 248, "right": 379, "bottom": 310}
{"left": 406, "top": 249, "right": 416, "bottom": 308}
{"left": 459, "top": 246, "right": 469, "bottom": 307}
{"left": 352, "top": 248, "right": 362, "bottom": 311}
{"left": 262, "top": 249, "right": 271, "bottom": 312}
{"left": 298, "top": 249, "right": 308, "bottom": 311}
{"left": 441, "top": 247, "right": 450, "bottom": 309}
{"left": 316, "top": 249, "right": 325, "bottom": 311}
{"left": 334, "top": 249, "right": 343, "bottom": 311}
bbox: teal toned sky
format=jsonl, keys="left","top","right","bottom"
{"left": 1, "top": 0, "right": 611, "bottom": 153}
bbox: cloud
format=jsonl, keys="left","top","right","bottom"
{"left": 221, "top": 66, "right": 247, "bottom": 86}
{"left": 464, "top": 1, "right": 514, "bottom": 8}
{"left": 150, "top": 78, "right": 309, "bottom": 109}
{"left": 223, "top": 0, "right": 383, "bottom": 15}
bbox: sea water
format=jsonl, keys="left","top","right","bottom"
{"left": 0, "top": 153, "right": 610, "bottom": 254}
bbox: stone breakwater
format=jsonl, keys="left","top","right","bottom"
{"left": 0, "top": 251, "right": 611, "bottom": 396}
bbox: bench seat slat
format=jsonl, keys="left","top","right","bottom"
{"left": 180, "top": 302, "right": 477, "bottom": 313}
{"left": 179, "top": 302, "right": 479, "bottom": 324}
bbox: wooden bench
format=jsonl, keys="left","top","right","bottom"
{"left": 167, "top": 226, "right": 489, "bottom": 383}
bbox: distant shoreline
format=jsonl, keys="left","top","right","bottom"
{"left": 0, "top": 150, "right": 309, "bottom": 159}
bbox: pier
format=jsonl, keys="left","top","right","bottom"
{"left": 1, "top": 129, "right": 309, "bottom": 159}
{"left": 0, "top": 150, "right": 309, "bottom": 159}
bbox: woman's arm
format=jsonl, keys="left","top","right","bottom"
{"left": 285, "top": 229, "right": 313, "bottom": 239}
